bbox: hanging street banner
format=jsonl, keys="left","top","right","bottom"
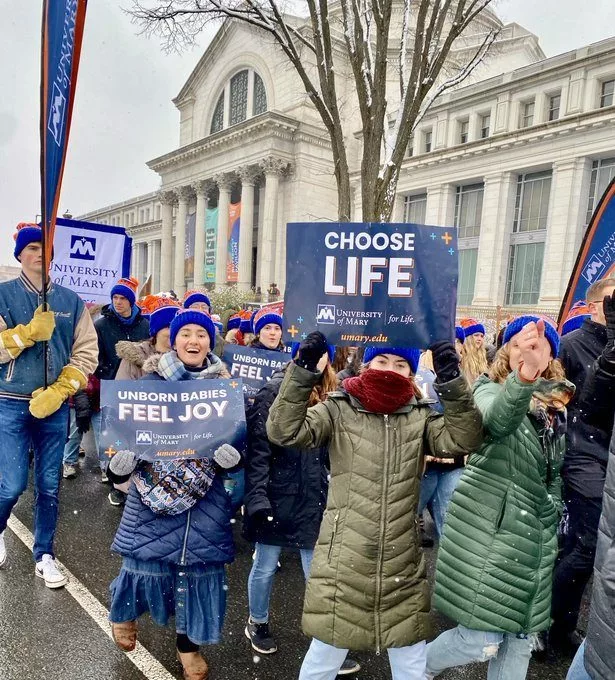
{"left": 49, "top": 217, "right": 131, "bottom": 305}
{"left": 283, "top": 222, "right": 458, "bottom": 348}
{"left": 221, "top": 345, "right": 289, "bottom": 398}
{"left": 40, "top": 0, "right": 88, "bottom": 270}
{"left": 205, "top": 206, "right": 218, "bottom": 283}
{"left": 227, "top": 202, "right": 241, "bottom": 283}
{"left": 558, "top": 177, "right": 615, "bottom": 330}
{"left": 99, "top": 378, "right": 247, "bottom": 462}
{"left": 185, "top": 211, "right": 197, "bottom": 279}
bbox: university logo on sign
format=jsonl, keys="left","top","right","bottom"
{"left": 136, "top": 430, "right": 153, "bottom": 445}
{"left": 69, "top": 235, "right": 97, "bottom": 260}
{"left": 582, "top": 255, "right": 606, "bottom": 284}
{"left": 48, "top": 83, "right": 67, "bottom": 147}
{"left": 316, "top": 304, "right": 336, "bottom": 324}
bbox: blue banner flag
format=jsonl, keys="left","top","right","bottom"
{"left": 40, "top": 0, "right": 88, "bottom": 269}
{"left": 221, "top": 345, "right": 289, "bottom": 398}
{"left": 99, "top": 379, "right": 247, "bottom": 462}
{"left": 283, "top": 223, "right": 458, "bottom": 348}
{"left": 559, "top": 177, "right": 615, "bottom": 330}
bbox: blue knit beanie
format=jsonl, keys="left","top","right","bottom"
{"left": 240, "top": 318, "right": 254, "bottom": 334}
{"left": 363, "top": 347, "right": 421, "bottom": 374}
{"left": 503, "top": 315, "right": 560, "bottom": 358}
{"left": 149, "top": 304, "right": 179, "bottom": 338}
{"left": 227, "top": 313, "right": 242, "bottom": 331}
{"left": 110, "top": 277, "right": 139, "bottom": 306}
{"left": 254, "top": 308, "right": 284, "bottom": 336}
{"left": 291, "top": 342, "right": 335, "bottom": 362}
{"left": 561, "top": 301, "right": 591, "bottom": 336}
{"left": 13, "top": 224, "right": 43, "bottom": 260}
{"left": 455, "top": 326, "right": 466, "bottom": 343}
{"left": 459, "top": 317, "right": 486, "bottom": 337}
{"left": 169, "top": 309, "right": 216, "bottom": 349}
{"left": 183, "top": 290, "right": 212, "bottom": 311}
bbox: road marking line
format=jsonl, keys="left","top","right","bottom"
{"left": 7, "top": 515, "right": 176, "bottom": 680}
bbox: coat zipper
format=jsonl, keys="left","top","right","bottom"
{"left": 327, "top": 513, "right": 339, "bottom": 562}
{"left": 374, "top": 414, "right": 391, "bottom": 654}
{"left": 180, "top": 509, "right": 192, "bottom": 566}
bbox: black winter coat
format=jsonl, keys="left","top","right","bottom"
{"left": 559, "top": 319, "right": 609, "bottom": 497}
{"left": 243, "top": 372, "right": 328, "bottom": 549}
{"left": 94, "top": 305, "right": 150, "bottom": 380}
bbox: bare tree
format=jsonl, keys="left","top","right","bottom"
{"left": 129, "top": 0, "right": 497, "bottom": 221}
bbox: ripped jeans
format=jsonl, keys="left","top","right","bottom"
{"left": 426, "top": 625, "right": 533, "bottom": 680}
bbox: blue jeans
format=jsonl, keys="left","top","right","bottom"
{"left": 248, "top": 542, "right": 313, "bottom": 623}
{"left": 426, "top": 625, "right": 532, "bottom": 680}
{"left": 299, "top": 637, "right": 426, "bottom": 680}
{"left": 0, "top": 398, "right": 69, "bottom": 561}
{"left": 64, "top": 408, "right": 100, "bottom": 466}
{"left": 418, "top": 466, "right": 464, "bottom": 537}
{"left": 567, "top": 640, "right": 591, "bottom": 680}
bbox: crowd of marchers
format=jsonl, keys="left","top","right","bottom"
{"left": 0, "top": 221, "right": 614, "bottom": 680}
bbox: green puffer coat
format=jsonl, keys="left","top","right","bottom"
{"left": 434, "top": 372, "right": 566, "bottom": 634}
{"left": 266, "top": 363, "right": 483, "bottom": 651}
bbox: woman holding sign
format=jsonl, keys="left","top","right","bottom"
{"left": 426, "top": 317, "right": 573, "bottom": 680}
{"left": 266, "top": 332, "right": 483, "bottom": 679}
{"left": 108, "top": 309, "right": 242, "bottom": 680}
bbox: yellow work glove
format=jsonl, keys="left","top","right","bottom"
{"left": 0, "top": 305, "right": 55, "bottom": 359}
{"left": 29, "top": 365, "right": 87, "bottom": 419}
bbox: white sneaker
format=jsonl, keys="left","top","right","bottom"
{"left": 63, "top": 463, "right": 77, "bottom": 479}
{"left": 101, "top": 470, "right": 109, "bottom": 483}
{"left": 0, "top": 532, "right": 6, "bottom": 568}
{"left": 35, "top": 554, "right": 68, "bottom": 588}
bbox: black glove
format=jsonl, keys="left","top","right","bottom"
{"left": 295, "top": 331, "right": 328, "bottom": 372}
{"left": 430, "top": 341, "right": 461, "bottom": 383}
{"left": 251, "top": 508, "right": 273, "bottom": 529}
{"left": 604, "top": 295, "right": 615, "bottom": 344}
{"left": 73, "top": 390, "right": 91, "bottom": 434}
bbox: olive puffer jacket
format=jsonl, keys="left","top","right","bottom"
{"left": 434, "top": 372, "right": 565, "bottom": 634}
{"left": 266, "top": 363, "right": 483, "bottom": 652}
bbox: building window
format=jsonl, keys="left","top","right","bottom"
{"left": 459, "top": 120, "right": 469, "bottom": 144}
{"left": 480, "top": 113, "right": 490, "bottom": 139}
{"left": 548, "top": 93, "right": 561, "bottom": 121}
{"left": 513, "top": 171, "right": 552, "bottom": 233}
{"left": 424, "top": 129, "right": 432, "bottom": 153}
{"left": 406, "top": 135, "right": 414, "bottom": 158}
{"left": 210, "top": 95, "right": 224, "bottom": 133}
{"left": 454, "top": 183, "right": 484, "bottom": 239}
{"left": 253, "top": 73, "right": 267, "bottom": 115}
{"left": 229, "top": 70, "right": 249, "bottom": 126}
{"left": 586, "top": 157, "right": 615, "bottom": 223}
{"left": 505, "top": 242, "right": 545, "bottom": 305}
{"left": 210, "top": 69, "right": 268, "bottom": 134}
{"left": 520, "top": 100, "right": 535, "bottom": 128}
{"left": 600, "top": 79, "right": 615, "bottom": 108}
{"left": 458, "top": 248, "right": 478, "bottom": 306}
{"left": 403, "top": 193, "right": 427, "bottom": 224}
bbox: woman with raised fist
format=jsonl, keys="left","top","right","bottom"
{"left": 426, "top": 316, "right": 574, "bottom": 680}
{"left": 266, "top": 331, "right": 484, "bottom": 679}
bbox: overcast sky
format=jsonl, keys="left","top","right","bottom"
{"left": 0, "top": 0, "right": 614, "bottom": 266}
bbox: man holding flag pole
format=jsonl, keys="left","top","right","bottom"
{"left": 0, "top": 0, "right": 93, "bottom": 588}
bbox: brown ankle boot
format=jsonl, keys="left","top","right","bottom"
{"left": 176, "top": 649, "right": 209, "bottom": 680}
{"left": 111, "top": 620, "right": 138, "bottom": 651}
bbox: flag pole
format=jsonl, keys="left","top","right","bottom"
{"left": 40, "top": 0, "right": 49, "bottom": 387}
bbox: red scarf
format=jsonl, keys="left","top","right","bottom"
{"left": 343, "top": 369, "right": 418, "bottom": 414}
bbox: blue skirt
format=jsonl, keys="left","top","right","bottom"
{"left": 109, "top": 557, "right": 227, "bottom": 645}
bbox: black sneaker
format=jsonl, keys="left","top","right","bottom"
{"left": 549, "top": 629, "right": 584, "bottom": 657}
{"left": 244, "top": 619, "right": 278, "bottom": 654}
{"left": 338, "top": 657, "right": 361, "bottom": 675}
{"left": 108, "top": 489, "right": 126, "bottom": 506}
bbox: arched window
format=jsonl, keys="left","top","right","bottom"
{"left": 211, "top": 94, "right": 224, "bottom": 133}
{"left": 209, "top": 68, "right": 268, "bottom": 134}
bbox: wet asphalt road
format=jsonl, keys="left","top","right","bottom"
{"left": 0, "top": 450, "right": 585, "bottom": 680}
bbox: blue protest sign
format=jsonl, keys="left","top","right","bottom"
{"left": 283, "top": 223, "right": 458, "bottom": 348}
{"left": 100, "top": 379, "right": 247, "bottom": 462}
{"left": 222, "top": 345, "right": 289, "bottom": 398}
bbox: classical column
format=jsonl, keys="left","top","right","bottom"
{"left": 147, "top": 241, "right": 155, "bottom": 287}
{"left": 158, "top": 190, "right": 176, "bottom": 292}
{"left": 258, "top": 157, "right": 287, "bottom": 294}
{"left": 425, "top": 184, "right": 455, "bottom": 226}
{"left": 237, "top": 166, "right": 260, "bottom": 291}
{"left": 214, "top": 173, "right": 234, "bottom": 286}
{"left": 152, "top": 239, "right": 162, "bottom": 292}
{"left": 274, "top": 164, "right": 292, "bottom": 291}
{"left": 192, "top": 180, "right": 214, "bottom": 287}
{"left": 472, "top": 172, "right": 517, "bottom": 305}
{"left": 173, "top": 186, "right": 193, "bottom": 296}
{"left": 131, "top": 241, "right": 141, "bottom": 281}
{"left": 539, "top": 158, "right": 592, "bottom": 305}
